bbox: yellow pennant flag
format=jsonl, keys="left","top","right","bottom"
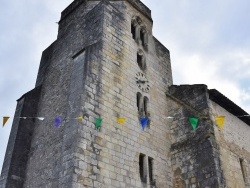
{"left": 76, "top": 116, "right": 83, "bottom": 121}
{"left": 117, "top": 118, "right": 126, "bottom": 124}
{"left": 215, "top": 116, "right": 225, "bottom": 129}
{"left": 3, "top": 117, "right": 10, "bottom": 127}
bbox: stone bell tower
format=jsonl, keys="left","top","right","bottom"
{"left": 0, "top": 0, "right": 173, "bottom": 187}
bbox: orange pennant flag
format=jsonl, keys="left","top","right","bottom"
{"left": 215, "top": 116, "right": 225, "bottom": 129}
{"left": 3, "top": 117, "right": 10, "bottom": 127}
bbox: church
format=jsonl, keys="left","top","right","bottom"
{"left": 1, "top": 0, "right": 250, "bottom": 187}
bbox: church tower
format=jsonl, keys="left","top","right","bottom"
{"left": 0, "top": 0, "right": 173, "bottom": 187}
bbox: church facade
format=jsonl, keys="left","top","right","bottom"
{"left": 1, "top": 0, "right": 250, "bottom": 187}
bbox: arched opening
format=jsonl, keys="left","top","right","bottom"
{"left": 144, "top": 96, "right": 149, "bottom": 116}
{"left": 131, "top": 22, "right": 136, "bottom": 40}
{"left": 131, "top": 16, "right": 143, "bottom": 42}
{"left": 140, "top": 29, "right": 145, "bottom": 46}
{"left": 139, "top": 153, "right": 147, "bottom": 183}
{"left": 148, "top": 157, "right": 154, "bottom": 185}
{"left": 137, "top": 53, "right": 143, "bottom": 69}
{"left": 137, "top": 92, "right": 142, "bottom": 112}
{"left": 139, "top": 26, "right": 148, "bottom": 49}
{"left": 137, "top": 50, "right": 146, "bottom": 71}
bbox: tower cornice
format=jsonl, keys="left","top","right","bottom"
{"left": 60, "top": 0, "right": 152, "bottom": 23}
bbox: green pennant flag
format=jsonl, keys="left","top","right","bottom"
{"left": 188, "top": 117, "right": 199, "bottom": 130}
{"left": 95, "top": 118, "right": 102, "bottom": 130}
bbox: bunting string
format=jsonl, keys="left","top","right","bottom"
{"left": 1, "top": 112, "right": 249, "bottom": 131}
{"left": 1, "top": 116, "right": 84, "bottom": 127}
{"left": 166, "top": 114, "right": 249, "bottom": 130}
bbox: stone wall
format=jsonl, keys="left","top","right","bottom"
{"left": 89, "top": 1, "right": 173, "bottom": 187}
{"left": 3, "top": 1, "right": 250, "bottom": 188}
{"left": 168, "top": 85, "right": 225, "bottom": 188}
{"left": 6, "top": 1, "right": 246, "bottom": 188}
{"left": 22, "top": 1, "right": 105, "bottom": 187}
{"left": 0, "top": 87, "right": 41, "bottom": 188}
{"left": 1, "top": 1, "right": 174, "bottom": 188}
{"left": 211, "top": 100, "right": 250, "bottom": 188}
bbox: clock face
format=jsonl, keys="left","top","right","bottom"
{"left": 135, "top": 72, "right": 150, "bottom": 92}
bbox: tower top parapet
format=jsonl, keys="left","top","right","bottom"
{"left": 60, "top": 0, "right": 152, "bottom": 22}
{"left": 126, "top": 0, "right": 151, "bottom": 19}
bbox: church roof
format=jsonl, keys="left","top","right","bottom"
{"left": 209, "top": 89, "right": 250, "bottom": 126}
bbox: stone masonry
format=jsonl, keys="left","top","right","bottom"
{"left": 1, "top": 0, "right": 250, "bottom": 188}
{"left": 209, "top": 90, "right": 250, "bottom": 188}
{"left": 168, "top": 85, "right": 225, "bottom": 188}
{"left": 1, "top": 1, "right": 172, "bottom": 187}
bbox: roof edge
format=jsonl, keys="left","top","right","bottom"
{"left": 209, "top": 89, "right": 250, "bottom": 126}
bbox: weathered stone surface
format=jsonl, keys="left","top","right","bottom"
{"left": 168, "top": 85, "right": 225, "bottom": 188}
{"left": 0, "top": 86, "right": 42, "bottom": 188}
{"left": 1, "top": 1, "right": 250, "bottom": 188}
{"left": 211, "top": 100, "right": 250, "bottom": 188}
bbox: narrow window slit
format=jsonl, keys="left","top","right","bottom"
{"left": 139, "top": 153, "right": 147, "bottom": 183}
{"left": 148, "top": 157, "right": 154, "bottom": 185}
{"left": 131, "top": 23, "right": 136, "bottom": 40}
{"left": 140, "top": 30, "right": 145, "bottom": 46}
{"left": 240, "top": 158, "right": 247, "bottom": 183}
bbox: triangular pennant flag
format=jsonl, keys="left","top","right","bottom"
{"left": 95, "top": 118, "right": 102, "bottom": 130}
{"left": 3, "top": 117, "right": 10, "bottom": 127}
{"left": 37, "top": 117, "right": 45, "bottom": 121}
{"left": 215, "top": 116, "right": 225, "bottom": 129}
{"left": 117, "top": 118, "right": 126, "bottom": 124}
{"left": 76, "top": 116, "right": 83, "bottom": 121}
{"left": 140, "top": 117, "right": 149, "bottom": 130}
{"left": 188, "top": 117, "right": 199, "bottom": 130}
{"left": 167, "top": 116, "right": 174, "bottom": 119}
{"left": 55, "top": 117, "right": 63, "bottom": 128}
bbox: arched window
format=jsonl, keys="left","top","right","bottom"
{"left": 131, "top": 17, "right": 140, "bottom": 41}
{"left": 136, "top": 92, "right": 144, "bottom": 116}
{"left": 137, "top": 53, "right": 143, "bottom": 68}
{"left": 131, "top": 16, "right": 148, "bottom": 49}
{"left": 140, "top": 29, "right": 145, "bottom": 46}
{"left": 137, "top": 92, "right": 143, "bottom": 114}
{"left": 140, "top": 26, "right": 148, "bottom": 49}
{"left": 139, "top": 153, "right": 147, "bottom": 183}
{"left": 143, "top": 96, "right": 149, "bottom": 116}
{"left": 131, "top": 22, "right": 136, "bottom": 40}
{"left": 137, "top": 50, "right": 146, "bottom": 71}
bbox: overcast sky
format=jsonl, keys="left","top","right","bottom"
{"left": 0, "top": 0, "right": 250, "bottom": 171}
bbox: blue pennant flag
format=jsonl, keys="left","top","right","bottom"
{"left": 55, "top": 117, "right": 63, "bottom": 128}
{"left": 140, "top": 117, "right": 149, "bottom": 130}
